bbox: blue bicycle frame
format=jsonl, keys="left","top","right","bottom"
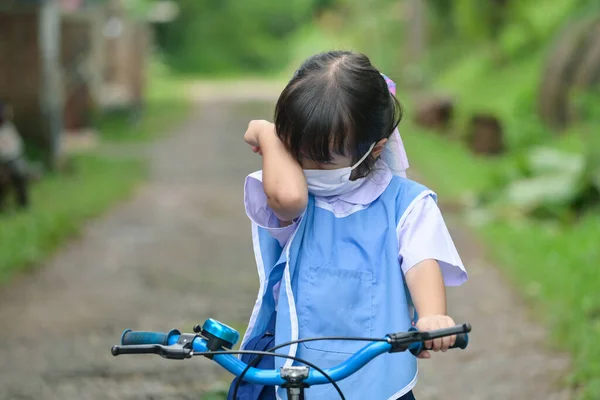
{"left": 112, "top": 318, "right": 471, "bottom": 399}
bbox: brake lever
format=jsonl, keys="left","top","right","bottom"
{"left": 111, "top": 344, "right": 192, "bottom": 359}
{"left": 111, "top": 333, "right": 199, "bottom": 360}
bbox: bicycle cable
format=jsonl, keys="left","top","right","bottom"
{"left": 232, "top": 336, "right": 386, "bottom": 399}
{"left": 209, "top": 349, "right": 344, "bottom": 399}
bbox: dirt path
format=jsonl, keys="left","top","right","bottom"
{"left": 0, "top": 83, "right": 571, "bottom": 400}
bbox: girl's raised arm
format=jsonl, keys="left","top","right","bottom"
{"left": 244, "top": 120, "right": 308, "bottom": 223}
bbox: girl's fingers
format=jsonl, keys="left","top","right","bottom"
{"left": 417, "top": 350, "right": 431, "bottom": 359}
{"left": 443, "top": 318, "right": 456, "bottom": 350}
{"left": 441, "top": 334, "right": 451, "bottom": 352}
{"left": 432, "top": 337, "right": 442, "bottom": 352}
{"left": 424, "top": 339, "right": 433, "bottom": 351}
{"left": 449, "top": 333, "right": 457, "bottom": 348}
{"left": 433, "top": 321, "right": 443, "bottom": 351}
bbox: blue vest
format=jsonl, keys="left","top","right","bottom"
{"left": 241, "top": 177, "right": 433, "bottom": 399}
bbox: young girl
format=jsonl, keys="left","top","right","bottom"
{"left": 230, "top": 51, "right": 467, "bottom": 400}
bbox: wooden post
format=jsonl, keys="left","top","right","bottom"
{"left": 405, "top": 0, "right": 428, "bottom": 87}
{"left": 408, "top": 0, "right": 426, "bottom": 63}
{"left": 39, "top": 0, "right": 63, "bottom": 169}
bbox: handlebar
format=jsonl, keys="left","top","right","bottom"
{"left": 120, "top": 329, "right": 181, "bottom": 346}
{"left": 112, "top": 320, "right": 471, "bottom": 387}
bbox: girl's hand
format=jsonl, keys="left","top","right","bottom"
{"left": 245, "top": 119, "right": 306, "bottom": 222}
{"left": 415, "top": 315, "right": 456, "bottom": 359}
{"left": 244, "top": 120, "right": 274, "bottom": 155}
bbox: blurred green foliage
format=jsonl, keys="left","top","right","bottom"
{"left": 393, "top": 1, "right": 600, "bottom": 398}
{"left": 144, "top": 0, "right": 600, "bottom": 80}
{"left": 0, "top": 155, "right": 144, "bottom": 282}
{"left": 154, "top": 0, "right": 327, "bottom": 75}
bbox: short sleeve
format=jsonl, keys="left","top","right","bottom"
{"left": 244, "top": 171, "right": 301, "bottom": 248}
{"left": 397, "top": 194, "right": 467, "bottom": 286}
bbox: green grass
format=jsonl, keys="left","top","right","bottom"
{"left": 481, "top": 213, "right": 600, "bottom": 399}
{"left": 433, "top": 48, "right": 547, "bottom": 149}
{"left": 402, "top": 123, "right": 501, "bottom": 198}
{"left": 0, "top": 63, "right": 191, "bottom": 283}
{"left": 0, "top": 155, "right": 145, "bottom": 282}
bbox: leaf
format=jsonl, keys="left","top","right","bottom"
{"left": 526, "top": 147, "right": 585, "bottom": 176}
{"left": 465, "top": 206, "right": 495, "bottom": 227}
{"left": 583, "top": 133, "right": 600, "bottom": 191}
{"left": 503, "top": 172, "right": 582, "bottom": 212}
{"left": 593, "top": 168, "right": 600, "bottom": 191}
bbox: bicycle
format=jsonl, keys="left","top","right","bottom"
{"left": 111, "top": 318, "right": 471, "bottom": 399}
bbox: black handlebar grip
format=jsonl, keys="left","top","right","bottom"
{"left": 408, "top": 332, "right": 470, "bottom": 356}
{"left": 452, "top": 332, "right": 469, "bottom": 349}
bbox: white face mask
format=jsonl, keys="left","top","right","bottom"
{"left": 304, "top": 142, "right": 376, "bottom": 197}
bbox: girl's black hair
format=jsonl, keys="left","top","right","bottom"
{"left": 274, "top": 51, "right": 402, "bottom": 179}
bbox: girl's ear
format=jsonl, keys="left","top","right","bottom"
{"left": 372, "top": 138, "right": 388, "bottom": 159}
